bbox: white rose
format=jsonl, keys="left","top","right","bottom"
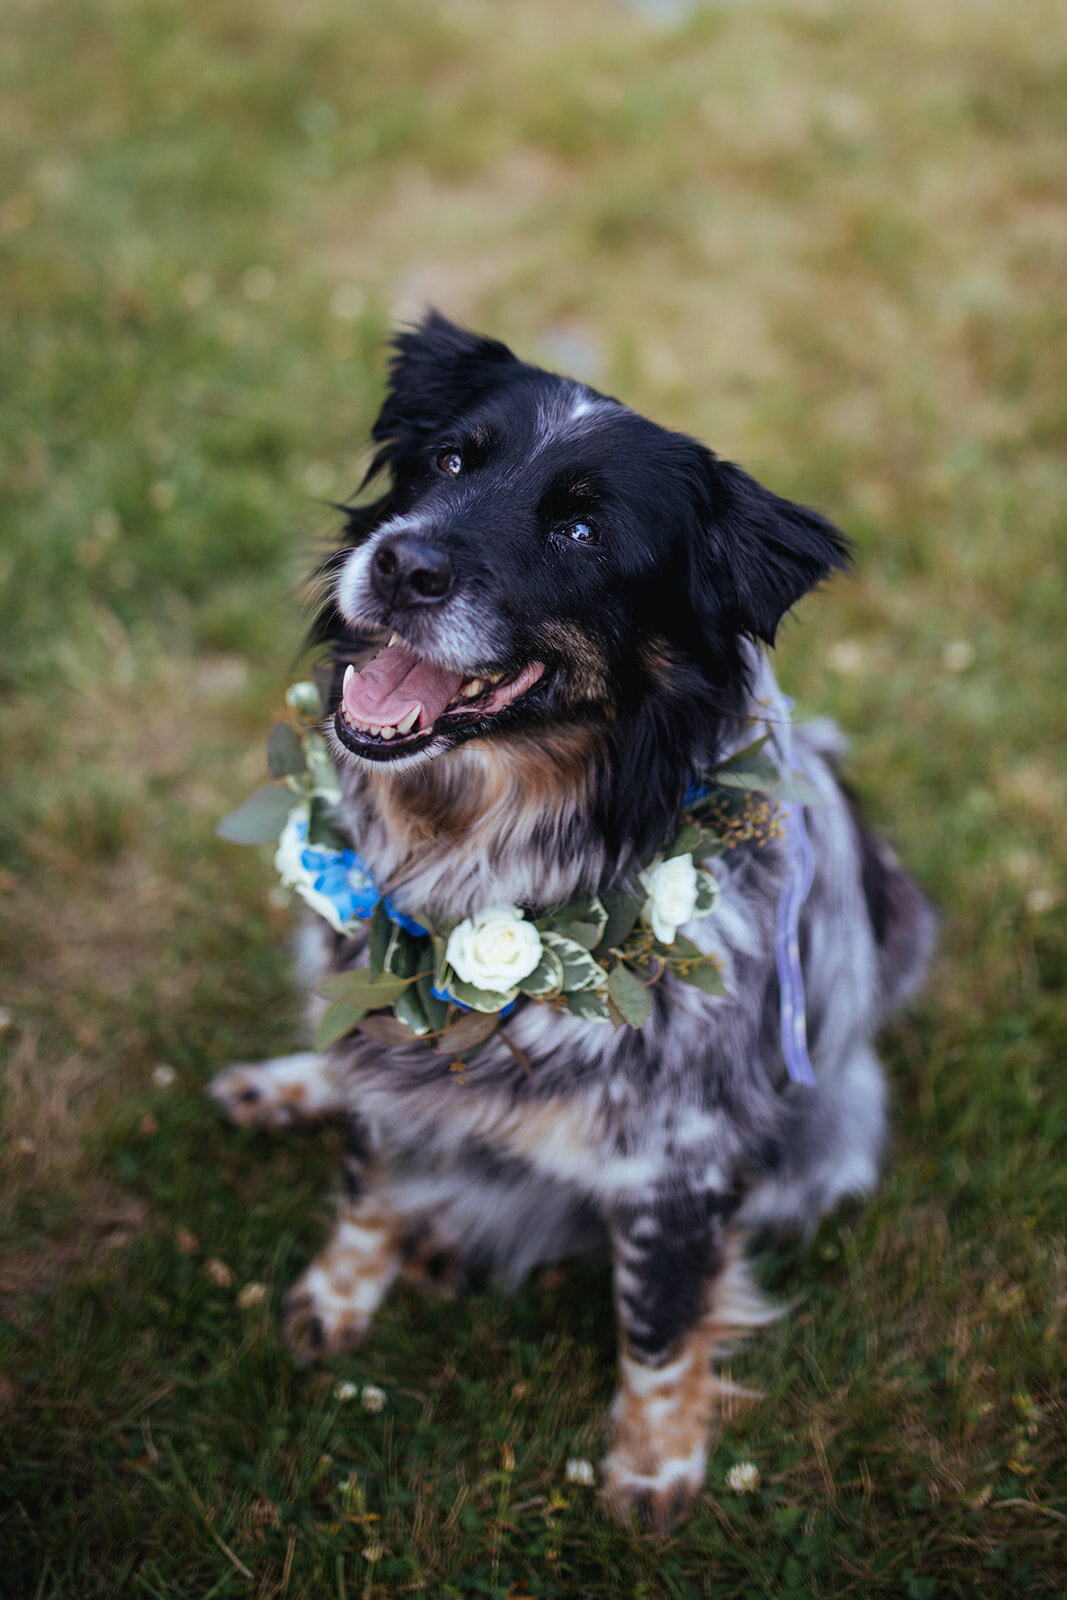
{"left": 641, "top": 854, "right": 699, "bottom": 945}
{"left": 445, "top": 905, "right": 543, "bottom": 994}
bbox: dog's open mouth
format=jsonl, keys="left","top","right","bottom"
{"left": 334, "top": 636, "right": 546, "bottom": 760}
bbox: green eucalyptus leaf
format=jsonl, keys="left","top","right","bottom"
{"left": 355, "top": 1013, "right": 420, "bottom": 1046}
{"left": 368, "top": 902, "right": 391, "bottom": 980}
{"left": 694, "top": 870, "right": 720, "bottom": 915}
{"left": 552, "top": 920, "right": 601, "bottom": 951}
{"left": 666, "top": 932, "right": 704, "bottom": 963}
{"left": 434, "top": 1010, "right": 500, "bottom": 1056}
{"left": 317, "top": 969, "right": 413, "bottom": 1008}
{"left": 666, "top": 823, "right": 703, "bottom": 859}
{"left": 519, "top": 946, "right": 566, "bottom": 997}
{"left": 394, "top": 982, "right": 432, "bottom": 1037}
{"left": 715, "top": 754, "right": 781, "bottom": 793}
{"left": 215, "top": 785, "right": 294, "bottom": 845}
{"left": 775, "top": 772, "right": 825, "bottom": 807}
{"left": 441, "top": 975, "right": 518, "bottom": 1014}
{"left": 607, "top": 963, "right": 653, "bottom": 1027}
{"left": 717, "top": 733, "right": 771, "bottom": 770}
{"left": 540, "top": 895, "right": 608, "bottom": 946}
{"left": 596, "top": 890, "right": 645, "bottom": 955}
{"left": 267, "top": 722, "right": 307, "bottom": 779}
{"left": 680, "top": 960, "right": 727, "bottom": 997}
{"left": 385, "top": 925, "right": 423, "bottom": 981}
{"left": 314, "top": 1002, "right": 366, "bottom": 1052}
{"left": 540, "top": 932, "right": 608, "bottom": 993}
{"left": 563, "top": 989, "right": 613, "bottom": 1024}
{"left": 415, "top": 972, "right": 451, "bottom": 1034}
{"left": 431, "top": 935, "right": 451, "bottom": 988}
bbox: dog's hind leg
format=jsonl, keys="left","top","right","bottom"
{"left": 208, "top": 1051, "right": 348, "bottom": 1128}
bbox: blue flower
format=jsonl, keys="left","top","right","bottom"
{"left": 384, "top": 897, "right": 429, "bottom": 937}
{"left": 275, "top": 809, "right": 380, "bottom": 933}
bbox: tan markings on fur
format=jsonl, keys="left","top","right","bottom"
{"left": 282, "top": 1196, "right": 403, "bottom": 1360}
{"left": 539, "top": 621, "right": 612, "bottom": 708}
{"left": 368, "top": 722, "right": 598, "bottom": 878}
{"left": 639, "top": 635, "right": 679, "bottom": 685}
{"left": 496, "top": 1094, "right": 602, "bottom": 1179}
{"left": 399, "top": 1226, "right": 462, "bottom": 1296}
{"left": 602, "top": 1231, "right": 778, "bottom": 1527}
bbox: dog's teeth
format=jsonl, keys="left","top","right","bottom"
{"left": 396, "top": 706, "right": 420, "bottom": 735}
{"left": 388, "top": 633, "right": 403, "bottom": 647}
{"left": 342, "top": 664, "right": 355, "bottom": 695}
{"left": 369, "top": 724, "right": 381, "bottom": 737}
{"left": 461, "top": 678, "right": 484, "bottom": 699}
{"left": 485, "top": 670, "right": 505, "bottom": 684}
{"left": 379, "top": 725, "right": 396, "bottom": 740}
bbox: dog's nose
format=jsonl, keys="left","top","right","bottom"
{"left": 372, "top": 536, "right": 453, "bottom": 607}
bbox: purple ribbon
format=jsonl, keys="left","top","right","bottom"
{"left": 774, "top": 794, "right": 817, "bottom": 1086}
{"left": 752, "top": 651, "right": 817, "bottom": 1087}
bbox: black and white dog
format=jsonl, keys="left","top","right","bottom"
{"left": 212, "top": 313, "right": 934, "bottom": 1527}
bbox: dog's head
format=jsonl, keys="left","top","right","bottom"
{"left": 325, "top": 312, "right": 850, "bottom": 772}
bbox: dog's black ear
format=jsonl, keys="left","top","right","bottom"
{"left": 369, "top": 311, "right": 518, "bottom": 469}
{"left": 686, "top": 450, "right": 853, "bottom": 646}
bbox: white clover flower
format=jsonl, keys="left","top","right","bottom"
{"left": 726, "top": 1461, "right": 761, "bottom": 1493}
{"left": 152, "top": 1063, "right": 177, "bottom": 1089}
{"left": 361, "top": 1384, "right": 386, "bottom": 1413}
{"left": 565, "top": 1457, "right": 596, "bottom": 1486}
{"left": 445, "top": 906, "right": 542, "bottom": 994}
{"left": 333, "top": 1380, "right": 359, "bottom": 1402}
{"left": 641, "top": 853, "right": 699, "bottom": 944}
{"left": 236, "top": 1282, "right": 268, "bottom": 1310}
{"left": 942, "top": 639, "right": 975, "bottom": 673}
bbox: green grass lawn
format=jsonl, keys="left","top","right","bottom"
{"left": 1, "top": 0, "right": 1065, "bottom": 1594}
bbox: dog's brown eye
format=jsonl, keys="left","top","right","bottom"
{"left": 562, "top": 519, "right": 598, "bottom": 545}
{"left": 436, "top": 450, "right": 463, "bottom": 477}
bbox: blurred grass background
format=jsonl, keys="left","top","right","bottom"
{"left": 1, "top": 0, "right": 1064, "bottom": 1594}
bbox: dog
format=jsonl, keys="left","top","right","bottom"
{"left": 211, "top": 311, "right": 935, "bottom": 1528}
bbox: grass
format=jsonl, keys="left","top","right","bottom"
{"left": 1, "top": 0, "right": 1065, "bottom": 1593}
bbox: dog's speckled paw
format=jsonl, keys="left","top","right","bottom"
{"left": 280, "top": 1203, "right": 403, "bottom": 1363}
{"left": 281, "top": 1284, "right": 370, "bottom": 1364}
{"left": 208, "top": 1052, "right": 343, "bottom": 1128}
{"left": 600, "top": 1446, "right": 705, "bottom": 1531}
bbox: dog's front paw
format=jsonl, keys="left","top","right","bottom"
{"left": 600, "top": 1438, "right": 706, "bottom": 1531}
{"left": 281, "top": 1281, "right": 372, "bottom": 1364}
{"left": 208, "top": 1051, "right": 342, "bottom": 1128}
{"left": 599, "top": 1341, "right": 722, "bottom": 1529}
{"left": 281, "top": 1203, "right": 402, "bottom": 1364}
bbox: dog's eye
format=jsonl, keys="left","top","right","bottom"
{"left": 560, "top": 519, "right": 598, "bottom": 546}
{"left": 436, "top": 450, "right": 463, "bottom": 477}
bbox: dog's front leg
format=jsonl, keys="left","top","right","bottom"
{"left": 602, "top": 1189, "right": 762, "bottom": 1529}
{"left": 282, "top": 1117, "right": 403, "bottom": 1362}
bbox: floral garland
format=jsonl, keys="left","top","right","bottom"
{"left": 218, "top": 682, "right": 792, "bottom": 1065}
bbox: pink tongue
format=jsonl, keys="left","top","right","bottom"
{"left": 343, "top": 641, "right": 465, "bottom": 730}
